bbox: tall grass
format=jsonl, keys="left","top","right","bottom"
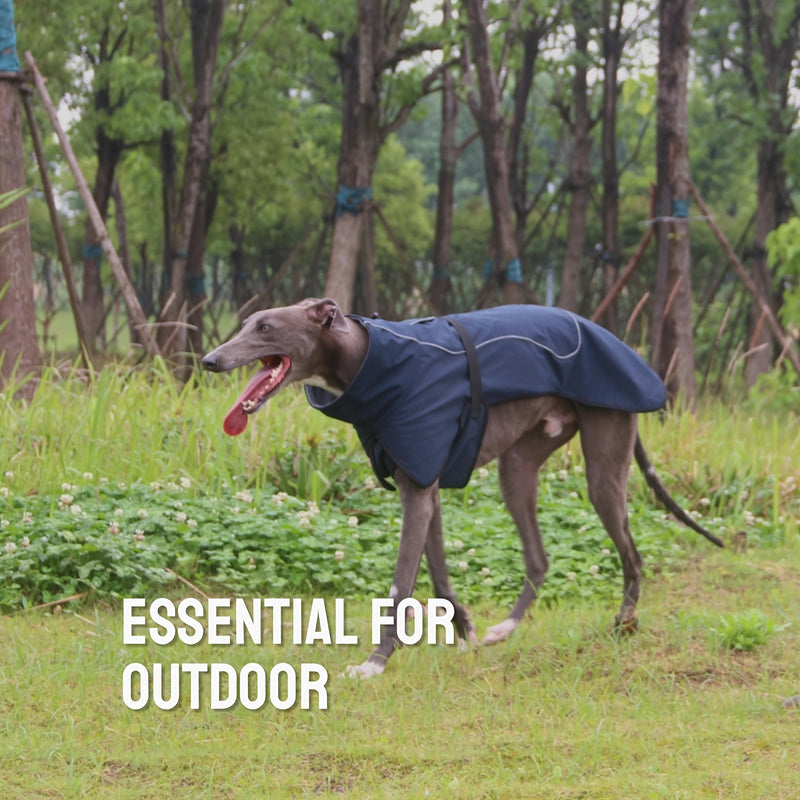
{"left": 1, "top": 359, "right": 362, "bottom": 497}
{"left": 3, "top": 360, "right": 797, "bottom": 500}
{"left": 1, "top": 360, "right": 797, "bottom": 539}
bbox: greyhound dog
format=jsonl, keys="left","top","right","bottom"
{"left": 202, "top": 298, "right": 722, "bottom": 678}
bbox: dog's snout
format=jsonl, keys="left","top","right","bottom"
{"left": 201, "top": 352, "right": 220, "bottom": 371}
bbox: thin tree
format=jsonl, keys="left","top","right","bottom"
{"left": 155, "top": 0, "right": 225, "bottom": 355}
{"left": 80, "top": 18, "right": 135, "bottom": 352}
{"left": 652, "top": 0, "right": 695, "bottom": 403}
{"left": 462, "top": 0, "right": 526, "bottom": 305}
{"left": 557, "top": 0, "right": 594, "bottom": 311}
{"left": 739, "top": 1, "right": 800, "bottom": 385}
{"left": 598, "top": 0, "right": 628, "bottom": 333}
{"left": 429, "top": 0, "right": 458, "bottom": 315}
{"left": 322, "top": 0, "right": 436, "bottom": 313}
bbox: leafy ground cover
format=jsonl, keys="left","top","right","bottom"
{"left": 0, "top": 364, "right": 798, "bottom": 798}
{"left": 0, "top": 464, "right": 709, "bottom": 612}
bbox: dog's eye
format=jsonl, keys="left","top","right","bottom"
{"left": 258, "top": 322, "right": 271, "bottom": 334}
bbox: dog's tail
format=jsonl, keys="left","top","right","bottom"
{"left": 634, "top": 435, "right": 724, "bottom": 548}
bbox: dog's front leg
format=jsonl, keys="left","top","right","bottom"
{"left": 346, "top": 471, "right": 435, "bottom": 679}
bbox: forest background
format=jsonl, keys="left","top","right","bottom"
{"left": 1, "top": 0, "right": 799, "bottom": 403}
{"left": 1, "top": 6, "right": 800, "bottom": 796}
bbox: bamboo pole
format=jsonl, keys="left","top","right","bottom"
{"left": 20, "top": 88, "right": 92, "bottom": 363}
{"left": 24, "top": 52, "right": 160, "bottom": 358}
{"left": 688, "top": 181, "right": 799, "bottom": 378}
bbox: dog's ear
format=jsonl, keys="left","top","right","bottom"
{"left": 304, "top": 298, "right": 350, "bottom": 333}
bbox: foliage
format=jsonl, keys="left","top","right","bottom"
{"left": 748, "top": 367, "right": 800, "bottom": 417}
{"left": 0, "top": 187, "right": 29, "bottom": 238}
{"left": 767, "top": 216, "right": 800, "bottom": 329}
{"left": 17, "top": 0, "right": 799, "bottom": 349}
{"left": 0, "top": 463, "right": 695, "bottom": 613}
{"left": 373, "top": 135, "right": 435, "bottom": 270}
{"left": 710, "top": 609, "right": 780, "bottom": 652}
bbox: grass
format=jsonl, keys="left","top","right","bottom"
{"left": 1, "top": 543, "right": 798, "bottom": 799}
{"left": 0, "top": 362, "right": 798, "bottom": 797}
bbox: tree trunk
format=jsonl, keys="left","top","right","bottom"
{"left": 81, "top": 25, "right": 126, "bottom": 353}
{"left": 599, "top": 0, "right": 623, "bottom": 335}
{"left": 559, "top": 1, "right": 592, "bottom": 312}
{"left": 463, "top": 0, "right": 524, "bottom": 306}
{"left": 429, "top": 0, "right": 457, "bottom": 315}
{"left": 0, "top": 73, "right": 39, "bottom": 394}
{"left": 156, "top": 0, "right": 224, "bottom": 355}
{"left": 507, "top": 18, "right": 546, "bottom": 254}
{"left": 746, "top": 141, "right": 780, "bottom": 385}
{"left": 653, "top": 0, "right": 696, "bottom": 404}
{"left": 111, "top": 179, "right": 139, "bottom": 346}
{"left": 186, "top": 184, "right": 208, "bottom": 355}
{"left": 324, "top": 4, "right": 385, "bottom": 313}
{"left": 155, "top": 0, "right": 177, "bottom": 319}
{"left": 229, "top": 224, "right": 250, "bottom": 314}
{"left": 322, "top": 0, "right": 433, "bottom": 313}
{"left": 358, "top": 207, "right": 379, "bottom": 314}
{"left": 741, "top": 1, "right": 799, "bottom": 386}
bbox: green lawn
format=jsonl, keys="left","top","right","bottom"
{"left": 1, "top": 540, "right": 798, "bottom": 800}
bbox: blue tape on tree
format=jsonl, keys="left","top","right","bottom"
{"left": 186, "top": 275, "right": 206, "bottom": 295}
{"left": 505, "top": 258, "right": 522, "bottom": 283}
{"left": 671, "top": 197, "right": 690, "bottom": 218}
{"left": 0, "top": 0, "right": 20, "bottom": 72}
{"left": 336, "top": 185, "right": 372, "bottom": 216}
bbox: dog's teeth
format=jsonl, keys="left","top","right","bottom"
{"left": 242, "top": 399, "right": 255, "bottom": 411}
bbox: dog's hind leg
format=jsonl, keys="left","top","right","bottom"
{"left": 483, "top": 423, "right": 576, "bottom": 646}
{"left": 346, "top": 471, "right": 437, "bottom": 678}
{"left": 423, "top": 489, "right": 479, "bottom": 649}
{"left": 577, "top": 405, "right": 642, "bottom": 632}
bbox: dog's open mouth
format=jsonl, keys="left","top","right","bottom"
{"left": 222, "top": 355, "right": 292, "bottom": 436}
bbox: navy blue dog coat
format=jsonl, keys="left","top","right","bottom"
{"left": 305, "top": 305, "right": 666, "bottom": 490}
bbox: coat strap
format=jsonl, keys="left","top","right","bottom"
{"left": 445, "top": 317, "right": 483, "bottom": 421}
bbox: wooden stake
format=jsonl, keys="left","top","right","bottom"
{"left": 20, "top": 89, "right": 92, "bottom": 363}
{"left": 591, "top": 227, "right": 655, "bottom": 324}
{"left": 24, "top": 52, "right": 160, "bottom": 358}
{"left": 166, "top": 568, "right": 210, "bottom": 599}
{"left": 625, "top": 291, "right": 651, "bottom": 339}
{"left": 661, "top": 272, "right": 684, "bottom": 320}
{"left": 688, "top": 181, "right": 799, "bottom": 378}
{"left": 24, "top": 592, "right": 87, "bottom": 612}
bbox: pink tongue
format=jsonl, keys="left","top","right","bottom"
{"left": 223, "top": 404, "right": 248, "bottom": 436}
{"left": 222, "top": 362, "right": 280, "bottom": 437}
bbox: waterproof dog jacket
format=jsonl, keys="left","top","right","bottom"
{"left": 305, "top": 305, "right": 667, "bottom": 490}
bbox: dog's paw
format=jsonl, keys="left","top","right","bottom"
{"left": 614, "top": 607, "right": 639, "bottom": 636}
{"left": 482, "top": 618, "right": 518, "bottom": 646}
{"left": 344, "top": 659, "right": 386, "bottom": 680}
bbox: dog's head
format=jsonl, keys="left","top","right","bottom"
{"left": 201, "top": 298, "right": 350, "bottom": 435}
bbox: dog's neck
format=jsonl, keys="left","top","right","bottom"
{"left": 303, "top": 375, "right": 344, "bottom": 397}
{"left": 305, "top": 319, "right": 368, "bottom": 397}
